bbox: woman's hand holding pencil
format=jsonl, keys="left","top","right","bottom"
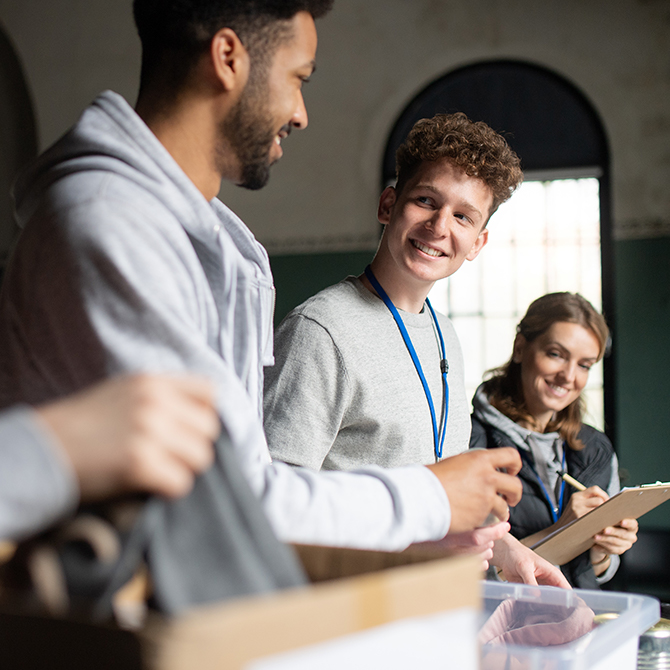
{"left": 555, "top": 470, "right": 638, "bottom": 574}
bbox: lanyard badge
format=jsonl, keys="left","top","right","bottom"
{"left": 364, "top": 266, "right": 449, "bottom": 460}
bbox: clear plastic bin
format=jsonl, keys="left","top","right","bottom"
{"left": 480, "top": 581, "right": 659, "bottom": 670}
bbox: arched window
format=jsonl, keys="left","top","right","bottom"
{"left": 0, "top": 22, "right": 37, "bottom": 268}
{"left": 382, "top": 60, "right": 614, "bottom": 436}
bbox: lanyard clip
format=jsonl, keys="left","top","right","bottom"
{"left": 440, "top": 359, "right": 449, "bottom": 374}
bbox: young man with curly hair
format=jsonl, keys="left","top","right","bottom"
{"left": 265, "top": 112, "right": 522, "bottom": 470}
{"left": 264, "top": 113, "right": 560, "bottom": 581}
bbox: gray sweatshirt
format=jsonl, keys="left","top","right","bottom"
{"left": 265, "top": 277, "right": 471, "bottom": 471}
{"left": 0, "top": 91, "right": 451, "bottom": 550}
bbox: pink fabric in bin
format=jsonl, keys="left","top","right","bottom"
{"left": 479, "top": 596, "right": 596, "bottom": 647}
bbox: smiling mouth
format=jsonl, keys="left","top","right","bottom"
{"left": 547, "top": 382, "right": 570, "bottom": 397}
{"left": 274, "top": 125, "right": 292, "bottom": 147}
{"left": 411, "top": 239, "right": 444, "bottom": 257}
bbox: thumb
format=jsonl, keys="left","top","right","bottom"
{"left": 518, "top": 560, "right": 539, "bottom": 586}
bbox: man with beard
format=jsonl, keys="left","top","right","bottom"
{"left": 0, "top": 0, "right": 564, "bottom": 586}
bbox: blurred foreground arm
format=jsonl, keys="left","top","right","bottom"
{"left": 0, "top": 375, "right": 218, "bottom": 540}
{"left": 37, "top": 374, "right": 219, "bottom": 501}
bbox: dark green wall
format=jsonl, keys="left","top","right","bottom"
{"left": 269, "top": 251, "right": 374, "bottom": 325}
{"left": 615, "top": 237, "right": 670, "bottom": 529}
{"left": 271, "top": 238, "right": 670, "bottom": 530}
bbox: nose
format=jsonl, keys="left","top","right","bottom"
{"left": 428, "top": 207, "right": 450, "bottom": 236}
{"left": 291, "top": 92, "right": 308, "bottom": 130}
{"left": 560, "top": 360, "right": 578, "bottom": 384}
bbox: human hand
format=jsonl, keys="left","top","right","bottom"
{"left": 590, "top": 517, "right": 639, "bottom": 568}
{"left": 36, "top": 374, "right": 219, "bottom": 501}
{"left": 415, "top": 521, "right": 510, "bottom": 570}
{"left": 426, "top": 448, "right": 522, "bottom": 533}
{"left": 492, "top": 533, "right": 571, "bottom": 589}
{"left": 558, "top": 486, "right": 608, "bottom": 527}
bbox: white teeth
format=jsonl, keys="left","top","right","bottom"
{"left": 548, "top": 383, "right": 568, "bottom": 395}
{"left": 412, "top": 240, "right": 442, "bottom": 257}
{"left": 274, "top": 136, "right": 281, "bottom": 145}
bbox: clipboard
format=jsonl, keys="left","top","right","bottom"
{"left": 530, "top": 482, "right": 670, "bottom": 566}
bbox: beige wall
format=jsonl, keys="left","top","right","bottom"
{"left": 1, "top": 0, "right": 669, "bottom": 255}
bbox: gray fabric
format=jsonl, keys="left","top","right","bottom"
{"left": 146, "top": 432, "right": 307, "bottom": 615}
{"left": 0, "top": 407, "right": 78, "bottom": 541}
{"left": 0, "top": 90, "right": 450, "bottom": 550}
{"left": 91, "top": 431, "right": 307, "bottom": 618}
{"left": 3, "top": 431, "right": 307, "bottom": 619}
{"left": 265, "top": 277, "right": 471, "bottom": 471}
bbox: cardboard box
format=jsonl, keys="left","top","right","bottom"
{"left": 0, "top": 547, "right": 481, "bottom": 670}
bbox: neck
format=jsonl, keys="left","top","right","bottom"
{"left": 519, "top": 411, "right": 553, "bottom": 433}
{"left": 136, "top": 91, "right": 232, "bottom": 202}
{"left": 361, "top": 258, "right": 433, "bottom": 314}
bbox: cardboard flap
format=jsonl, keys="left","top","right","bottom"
{"left": 141, "top": 554, "right": 480, "bottom": 670}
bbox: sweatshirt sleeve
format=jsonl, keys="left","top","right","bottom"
{"left": 0, "top": 406, "right": 78, "bottom": 541}
{"left": 264, "top": 312, "right": 350, "bottom": 470}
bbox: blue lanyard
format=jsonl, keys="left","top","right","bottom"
{"left": 519, "top": 447, "right": 567, "bottom": 523}
{"left": 364, "top": 265, "right": 449, "bottom": 460}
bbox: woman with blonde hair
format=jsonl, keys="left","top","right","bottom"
{"left": 470, "top": 292, "right": 638, "bottom": 588}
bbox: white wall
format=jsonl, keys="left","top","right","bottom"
{"left": 1, "top": 0, "right": 668, "bottom": 254}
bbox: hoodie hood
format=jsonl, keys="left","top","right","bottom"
{"left": 15, "top": 92, "right": 200, "bottom": 232}
{"left": 13, "top": 91, "right": 269, "bottom": 275}
{"left": 472, "top": 384, "right": 561, "bottom": 455}
{"left": 472, "top": 383, "right": 537, "bottom": 452}
{"left": 472, "top": 383, "right": 564, "bottom": 503}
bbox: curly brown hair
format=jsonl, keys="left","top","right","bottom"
{"left": 483, "top": 292, "right": 610, "bottom": 451}
{"left": 395, "top": 112, "right": 523, "bottom": 218}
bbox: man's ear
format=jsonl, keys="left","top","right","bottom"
{"left": 512, "top": 334, "right": 526, "bottom": 364}
{"left": 466, "top": 227, "right": 489, "bottom": 261}
{"left": 377, "top": 186, "right": 397, "bottom": 225}
{"left": 210, "top": 28, "right": 250, "bottom": 92}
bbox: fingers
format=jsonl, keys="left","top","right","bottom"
{"left": 487, "top": 448, "right": 522, "bottom": 506}
{"left": 487, "top": 447, "right": 522, "bottom": 477}
{"left": 129, "top": 444, "right": 203, "bottom": 498}
{"left": 618, "top": 518, "right": 639, "bottom": 532}
{"left": 38, "top": 373, "right": 221, "bottom": 502}
{"left": 427, "top": 449, "right": 521, "bottom": 532}
{"left": 443, "top": 523, "right": 510, "bottom": 549}
{"left": 537, "top": 562, "right": 572, "bottom": 589}
{"left": 490, "top": 495, "right": 511, "bottom": 522}
{"left": 132, "top": 376, "right": 219, "bottom": 473}
{"left": 471, "top": 521, "right": 510, "bottom": 544}
{"left": 583, "top": 485, "right": 609, "bottom": 503}
{"left": 161, "top": 374, "right": 218, "bottom": 406}
{"left": 594, "top": 520, "right": 639, "bottom": 555}
{"left": 121, "top": 375, "right": 220, "bottom": 495}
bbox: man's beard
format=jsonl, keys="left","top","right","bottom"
{"left": 222, "top": 79, "right": 277, "bottom": 191}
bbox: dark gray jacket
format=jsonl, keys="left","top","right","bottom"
{"left": 471, "top": 416, "right": 617, "bottom": 589}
